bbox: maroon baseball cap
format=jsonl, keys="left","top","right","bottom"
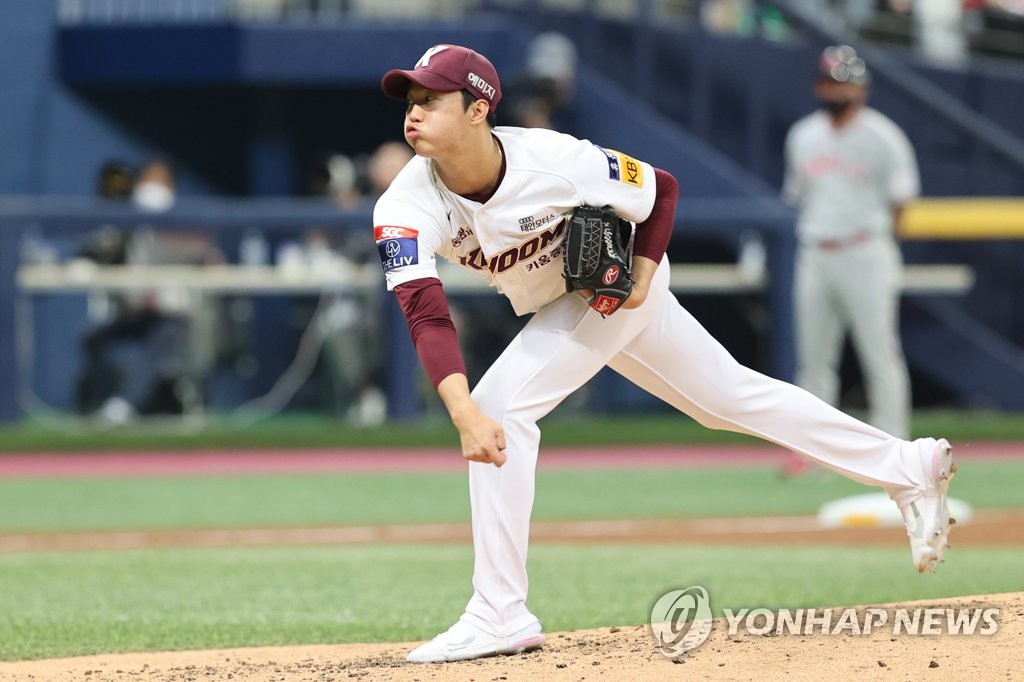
{"left": 381, "top": 44, "right": 502, "bottom": 111}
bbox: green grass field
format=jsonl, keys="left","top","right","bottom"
{"left": 0, "top": 459, "right": 1022, "bottom": 532}
{"left": 2, "top": 544, "right": 1020, "bottom": 661}
{"left": 1, "top": 450, "right": 1022, "bottom": 661}
{"left": 1, "top": 411, "right": 1022, "bottom": 661}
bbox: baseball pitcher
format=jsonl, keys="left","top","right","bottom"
{"left": 372, "top": 44, "right": 955, "bottom": 664}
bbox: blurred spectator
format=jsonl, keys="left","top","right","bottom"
{"left": 79, "top": 159, "right": 136, "bottom": 266}
{"left": 878, "top": 0, "right": 967, "bottom": 63}
{"left": 327, "top": 140, "right": 416, "bottom": 423}
{"left": 288, "top": 139, "right": 413, "bottom": 423}
{"left": 701, "top": 0, "right": 750, "bottom": 32}
{"left": 310, "top": 141, "right": 413, "bottom": 209}
{"left": 364, "top": 140, "right": 414, "bottom": 201}
{"left": 700, "top": 0, "right": 797, "bottom": 37}
{"left": 75, "top": 157, "right": 217, "bottom": 423}
{"left": 324, "top": 153, "right": 364, "bottom": 209}
{"left": 132, "top": 158, "right": 176, "bottom": 212}
{"left": 500, "top": 32, "right": 579, "bottom": 132}
{"left": 913, "top": 0, "right": 968, "bottom": 63}
{"left": 305, "top": 229, "right": 386, "bottom": 425}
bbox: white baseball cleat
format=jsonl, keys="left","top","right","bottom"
{"left": 899, "top": 438, "right": 957, "bottom": 574}
{"left": 406, "top": 619, "right": 545, "bottom": 663}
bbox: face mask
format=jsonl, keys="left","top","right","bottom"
{"left": 133, "top": 182, "right": 175, "bottom": 212}
{"left": 822, "top": 99, "right": 855, "bottom": 119}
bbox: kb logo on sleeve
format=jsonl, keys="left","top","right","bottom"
{"left": 374, "top": 225, "right": 419, "bottom": 272}
{"left": 596, "top": 146, "right": 645, "bottom": 188}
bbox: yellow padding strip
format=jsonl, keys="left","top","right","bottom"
{"left": 901, "top": 198, "right": 1024, "bottom": 239}
{"left": 841, "top": 514, "right": 882, "bottom": 528}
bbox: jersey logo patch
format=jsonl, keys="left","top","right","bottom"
{"left": 374, "top": 225, "right": 419, "bottom": 272}
{"left": 517, "top": 210, "right": 560, "bottom": 233}
{"left": 374, "top": 225, "right": 418, "bottom": 240}
{"left": 596, "top": 146, "right": 645, "bottom": 188}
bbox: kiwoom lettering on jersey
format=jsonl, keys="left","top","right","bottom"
{"left": 458, "top": 220, "right": 566, "bottom": 274}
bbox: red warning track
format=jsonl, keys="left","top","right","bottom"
{"left": 0, "top": 442, "right": 1021, "bottom": 479}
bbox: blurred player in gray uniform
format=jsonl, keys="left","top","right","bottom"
{"left": 784, "top": 45, "right": 919, "bottom": 439}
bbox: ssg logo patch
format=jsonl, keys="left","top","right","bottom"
{"left": 596, "top": 146, "right": 645, "bottom": 188}
{"left": 374, "top": 225, "right": 419, "bottom": 272}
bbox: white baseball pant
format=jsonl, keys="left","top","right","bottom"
{"left": 462, "top": 256, "right": 930, "bottom": 636}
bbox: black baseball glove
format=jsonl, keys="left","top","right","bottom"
{"left": 563, "top": 205, "right": 634, "bottom": 316}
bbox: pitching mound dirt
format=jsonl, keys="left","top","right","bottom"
{"left": 2, "top": 592, "right": 1020, "bottom": 681}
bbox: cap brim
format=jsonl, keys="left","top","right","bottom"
{"left": 381, "top": 69, "right": 465, "bottom": 100}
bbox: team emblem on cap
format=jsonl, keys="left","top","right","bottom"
{"left": 416, "top": 45, "right": 449, "bottom": 69}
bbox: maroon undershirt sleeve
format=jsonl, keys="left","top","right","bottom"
{"left": 632, "top": 167, "right": 679, "bottom": 263}
{"left": 393, "top": 277, "right": 467, "bottom": 388}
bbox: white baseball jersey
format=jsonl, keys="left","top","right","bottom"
{"left": 373, "top": 126, "right": 656, "bottom": 315}
{"left": 783, "top": 107, "right": 919, "bottom": 242}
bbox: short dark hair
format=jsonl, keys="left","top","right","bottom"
{"left": 461, "top": 89, "right": 497, "bottom": 128}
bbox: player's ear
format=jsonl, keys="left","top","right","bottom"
{"left": 468, "top": 99, "right": 491, "bottom": 125}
